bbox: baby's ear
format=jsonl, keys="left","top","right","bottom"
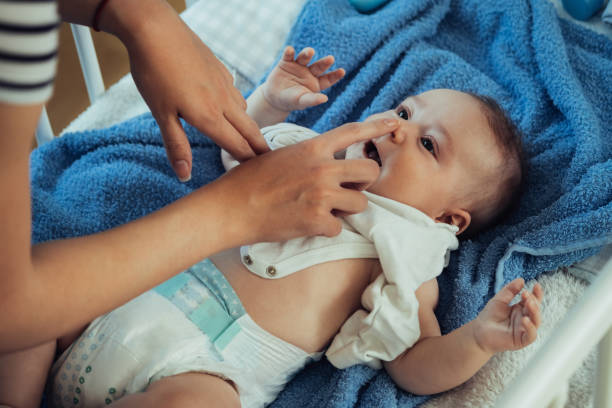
{"left": 435, "top": 209, "right": 471, "bottom": 235}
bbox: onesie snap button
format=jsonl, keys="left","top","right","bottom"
{"left": 243, "top": 255, "right": 253, "bottom": 265}
{"left": 266, "top": 266, "right": 277, "bottom": 276}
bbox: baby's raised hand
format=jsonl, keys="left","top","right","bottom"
{"left": 262, "top": 46, "right": 345, "bottom": 113}
{"left": 473, "top": 278, "right": 544, "bottom": 354}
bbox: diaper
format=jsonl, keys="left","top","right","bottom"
{"left": 48, "top": 259, "right": 317, "bottom": 408}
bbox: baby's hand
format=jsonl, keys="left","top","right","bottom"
{"left": 262, "top": 46, "right": 345, "bottom": 113}
{"left": 473, "top": 278, "right": 543, "bottom": 354}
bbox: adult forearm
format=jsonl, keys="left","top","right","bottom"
{"left": 0, "top": 179, "right": 239, "bottom": 352}
{"left": 58, "top": 0, "right": 172, "bottom": 42}
{"left": 384, "top": 320, "right": 494, "bottom": 395}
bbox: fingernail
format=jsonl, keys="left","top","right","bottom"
{"left": 173, "top": 160, "right": 191, "bottom": 182}
{"left": 384, "top": 119, "right": 398, "bottom": 127}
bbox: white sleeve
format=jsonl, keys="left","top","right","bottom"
{"left": 325, "top": 193, "right": 459, "bottom": 369}
{"left": 220, "top": 123, "right": 319, "bottom": 171}
{"left": 326, "top": 274, "right": 421, "bottom": 369}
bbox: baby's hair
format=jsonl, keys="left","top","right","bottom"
{"left": 463, "top": 93, "right": 526, "bottom": 237}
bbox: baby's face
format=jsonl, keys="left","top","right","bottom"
{"left": 346, "top": 89, "right": 501, "bottom": 223}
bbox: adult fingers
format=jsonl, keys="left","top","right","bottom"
{"left": 227, "top": 83, "right": 248, "bottom": 110}
{"left": 317, "top": 214, "right": 344, "bottom": 238}
{"left": 318, "top": 118, "right": 399, "bottom": 155}
{"left": 160, "top": 116, "right": 193, "bottom": 182}
{"left": 190, "top": 110, "right": 255, "bottom": 161}
{"left": 223, "top": 109, "right": 269, "bottom": 156}
{"left": 328, "top": 188, "right": 369, "bottom": 216}
{"left": 337, "top": 158, "right": 381, "bottom": 191}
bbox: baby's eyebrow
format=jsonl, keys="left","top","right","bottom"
{"left": 412, "top": 94, "right": 425, "bottom": 107}
{"left": 412, "top": 95, "right": 453, "bottom": 151}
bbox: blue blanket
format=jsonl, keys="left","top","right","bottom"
{"left": 31, "top": 0, "right": 611, "bottom": 407}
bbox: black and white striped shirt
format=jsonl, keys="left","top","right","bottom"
{"left": 0, "top": 0, "right": 59, "bottom": 104}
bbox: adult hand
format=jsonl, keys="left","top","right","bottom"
{"left": 212, "top": 118, "right": 399, "bottom": 245}
{"left": 101, "top": 0, "right": 268, "bottom": 181}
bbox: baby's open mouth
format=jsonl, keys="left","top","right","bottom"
{"left": 365, "top": 141, "right": 382, "bottom": 167}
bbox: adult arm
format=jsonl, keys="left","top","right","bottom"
{"left": 0, "top": 112, "right": 397, "bottom": 352}
{"left": 59, "top": 0, "right": 268, "bottom": 181}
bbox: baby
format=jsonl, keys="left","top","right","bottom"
{"left": 41, "top": 47, "right": 543, "bottom": 408}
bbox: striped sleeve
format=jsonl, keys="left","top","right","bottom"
{"left": 0, "top": 0, "right": 59, "bottom": 104}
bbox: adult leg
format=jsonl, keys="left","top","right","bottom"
{"left": 109, "top": 372, "right": 241, "bottom": 408}
{"left": 0, "top": 341, "right": 56, "bottom": 408}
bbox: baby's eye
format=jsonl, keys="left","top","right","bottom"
{"left": 420, "top": 137, "right": 435, "bottom": 156}
{"left": 397, "top": 108, "right": 411, "bottom": 120}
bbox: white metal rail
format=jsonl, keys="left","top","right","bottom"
{"left": 35, "top": 23, "right": 105, "bottom": 145}
{"left": 497, "top": 255, "right": 612, "bottom": 407}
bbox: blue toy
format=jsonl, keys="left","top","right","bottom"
{"left": 562, "top": 0, "right": 604, "bottom": 20}
{"left": 349, "top": 0, "right": 390, "bottom": 13}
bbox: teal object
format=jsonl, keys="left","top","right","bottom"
{"left": 562, "top": 0, "right": 604, "bottom": 20}
{"left": 349, "top": 0, "right": 391, "bottom": 13}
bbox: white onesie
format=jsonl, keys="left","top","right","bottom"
{"left": 224, "top": 123, "right": 459, "bottom": 369}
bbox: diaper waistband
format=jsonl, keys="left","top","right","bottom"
{"left": 154, "top": 258, "right": 246, "bottom": 351}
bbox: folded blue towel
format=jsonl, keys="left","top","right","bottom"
{"left": 31, "top": 0, "right": 611, "bottom": 406}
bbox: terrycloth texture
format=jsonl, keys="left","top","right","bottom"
{"left": 31, "top": 0, "right": 611, "bottom": 407}
{"left": 266, "top": 0, "right": 611, "bottom": 407}
{"left": 604, "top": 0, "right": 612, "bottom": 24}
{"left": 31, "top": 114, "right": 224, "bottom": 243}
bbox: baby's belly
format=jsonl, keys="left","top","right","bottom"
{"left": 210, "top": 248, "right": 377, "bottom": 354}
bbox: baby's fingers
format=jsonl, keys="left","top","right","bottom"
{"left": 298, "top": 92, "right": 328, "bottom": 108}
{"left": 522, "top": 288, "right": 542, "bottom": 328}
{"left": 296, "top": 47, "right": 315, "bottom": 65}
{"left": 520, "top": 316, "right": 538, "bottom": 346}
{"left": 309, "top": 55, "right": 335, "bottom": 77}
{"left": 533, "top": 282, "right": 544, "bottom": 303}
{"left": 494, "top": 278, "right": 525, "bottom": 304}
{"left": 282, "top": 46, "right": 296, "bottom": 62}
{"left": 318, "top": 68, "right": 346, "bottom": 90}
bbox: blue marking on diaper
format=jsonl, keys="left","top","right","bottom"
{"left": 214, "top": 320, "right": 242, "bottom": 350}
{"left": 154, "top": 272, "right": 191, "bottom": 299}
{"left": 188, "top": 297, "right": 234, "bottom": 345}
{"left": 154, "top": 258, "right": 245, "bottom": 350}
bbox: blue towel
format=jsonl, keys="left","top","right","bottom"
{"left": 31, "top": 115, "right": 225, "bottom": 243}
{"left": 30, "top": 0, "right": 611, "bottom": 406}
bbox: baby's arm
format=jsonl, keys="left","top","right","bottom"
{"left": 246, "top": 46, "right": 345, "bottom": 128}
{"left": 384, "top": 278, "right": 543, "bottom": 395}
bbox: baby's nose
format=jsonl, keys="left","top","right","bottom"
{"left": 391, "top": 121, "right": 419, "bottom": 144}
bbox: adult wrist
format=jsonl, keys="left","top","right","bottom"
{"left": 96, "top": 0, "right": 173, "bottom": 45}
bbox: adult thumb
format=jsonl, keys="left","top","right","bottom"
{"left": 161, "top": 116, "right": 193, "bottom": 182}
